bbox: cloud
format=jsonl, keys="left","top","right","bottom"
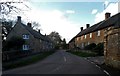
{"left": 66, "top": 10, "right": 75, "bottom": 14}
{"left": 6, "top": 2, "right": 79, "bottom": 43}
{"left": 94, "top": 2, "right": 118, "bottom": 23}
{"left": 91, "top": 9, "right": 98, "bottom": 14}
{"left": 104, "top": 0, "right": 109, "bottom": 7}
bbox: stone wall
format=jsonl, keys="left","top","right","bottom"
{"left": 75, "top": 29, "right": 104, "bottom": 49}
{"left": 104, "top": 26, "right": 120, "bottom": 69}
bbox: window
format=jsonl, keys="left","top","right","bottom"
{"left": 23, "top": 45, "right": 29, "bottom": 50}
{"left": 97, "top": 31, "right": 100, "bottom": 36}
{"left": 90, "top": 33, "right": 92, "bottom": 38}
{"left": 85, "top": 35, "right": 87, "bottom": 39}
{"left": 23, "top": 34, "right": 29, "bottom": 39}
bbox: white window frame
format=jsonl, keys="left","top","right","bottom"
{"left": 85, "top": 35, "right": 87, "bottom": 39}
{"left": 23, "top": 45, "right": 29, "bottom": 50}
{"left": 90, "top": 33, "right": 92, "bottom": 38}
{"left": 23, "top": 34, "right": 29, "bottom": 39}
{"left": 97, "top": 31, "right": 100, "bottom": 36}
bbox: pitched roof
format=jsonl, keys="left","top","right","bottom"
{"left": 94, "top": 12, "right": 120, "bottom": 31}
{"left": 69, "top": 12, "right": 120, "bottom": 43}
{"left": 21, "top": 23, "right": 52, "bottom": 42}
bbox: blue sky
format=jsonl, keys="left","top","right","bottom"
{"left": 32, "top": 2, "right": 104, "bottom": 25}
{"left": 26, "top": 1, "right": 118, "bottom": 43}
{"left": 4, "top": 0, "right": 119, "bottom": 42}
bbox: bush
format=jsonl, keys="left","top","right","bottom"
{"left": 84, "top": 43, "right": 96, "bottom": 50}
{"left": 3, "top": 36, "right": 25, "bottom": 51}
{"left": 93, "top": 43, "right": 104, "bottom": 56}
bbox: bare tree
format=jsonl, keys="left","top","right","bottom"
{"left": 0, "top": 0, "right": 30, "bottom": 40}
{"left": 32, "top": 21, "right": 41, "bottom": 31}
{"left": 0, "top": 0, "right": 30, "bottom": 17}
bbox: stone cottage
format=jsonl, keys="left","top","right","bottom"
{"left": 69, "top": 13, "right": 116, "bottom": 49}
{"left": 69, "top": 12, "right": 120, "bottom": 69}
{"left": 6, "top": 16, "right": 54, "bottom": 54}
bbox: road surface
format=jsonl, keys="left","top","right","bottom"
{"left": 2, "top": 50, "right": 107, "bottom": 75}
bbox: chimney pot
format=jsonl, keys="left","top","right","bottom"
{"left": 27, "top": 23, "right": 32, "bottom": 27}
{"left": 105, "top": 12, "right": 111, "bottom": 20}
{"left": 80, "top": 27, "right": 83, "bottom": 31}
{"left": 45, "top": 34, "right": 46, "bottom": 36}
{"left": 38, "top": 29, "right": 40, "bottom": 33}
{"left": 86, "top": 24, "right": 90, "bottom": 28}
{"left": 17, "top": 16, "right": 21, "bottom": 23}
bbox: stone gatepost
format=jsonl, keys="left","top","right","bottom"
{"left": 104, "top": 26, "right": 120, "bottom": 69}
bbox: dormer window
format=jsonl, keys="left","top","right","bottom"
{"left": 23, "top": 34, "right": 29, "bottom": 39}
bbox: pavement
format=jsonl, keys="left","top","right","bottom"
{"left": 86, "top": 56, "right": 104, "bottom": 65}
{"left": 2, "top": 50, "right": 108, "bottom": 75}
{"left": 86, "top": 56, "right": 120, "bottom": 76}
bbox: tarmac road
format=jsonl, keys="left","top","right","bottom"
{"left": 2, "top": 50, "right": 107, "bottom": 75}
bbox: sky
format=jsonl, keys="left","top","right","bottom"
{"left": 1, "top": 0, "right": 119, "bottom": 43}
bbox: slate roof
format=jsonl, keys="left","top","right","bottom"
{"left": 68, "top": 21, "right": 104, "bottom": 43}
{"left": 94, "top": 12, "right": 120, "bottom": 31}
{"left": 21, "top": 23, "right": 52, "bottom": 42}
{"left": 69, "top": 12, "right": 120, "bottom": 43}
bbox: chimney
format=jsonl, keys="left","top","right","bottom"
{"left": 105, "top": 12, "right": 111, "bottom": 20}
{"left": 17, "top": 16, "right": 21, "bottom": 23}
{"left": 86, "top": 24, "right": 90, "bottom": 28}
{"left": 80, "top": 27, "right": 83, "bottom": 31}
{"left": 27, "top": 23, "right": 32, "bottom": 27}
{"left": 38, "top": 29, "right": 40, "bottom": 33}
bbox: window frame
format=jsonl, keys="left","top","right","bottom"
{"left": 90, "top": 33, "right": 92, "bottom": 38}
{"left": 97, "top": 31, "right": 100, "bottom": 36}
{"left": 23, "top": 34, "right": 29, "bottom": 39}
{"left": 84, "top": 35, "right": 87, "bottom": 39}
{"left": 23, "top": 45, "right": 29, "bottom": 50}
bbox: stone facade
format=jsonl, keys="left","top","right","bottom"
{"left": 75, "top": 29, "right": 104, "bottom": 49}
{"left": 69, "top": 12, "right": 120, "bottom": 69}
{"left": 6, "top": 16, "right": 54, "bottom": 54}
{"left": 104, "top": 26, "right": 120, "bottom": 69}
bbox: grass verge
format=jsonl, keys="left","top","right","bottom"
{"left": 67, "top": 51, "right": 97, "bottom": 57}
{"left": 3, "top": 51, "right": 55, "bottom": 70}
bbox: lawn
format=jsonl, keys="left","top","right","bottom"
{"left": 3, "top": 51, "right": 55, "bottom": 70}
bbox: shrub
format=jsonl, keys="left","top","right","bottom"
{"left": 3, "top": 36, "right": 25, "bottom": 51}
{"left": 84, "top": 43, "right": 96, "bottom": 50}
{"left": 93, "top": 43, "right": 104, "bottom": 56}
